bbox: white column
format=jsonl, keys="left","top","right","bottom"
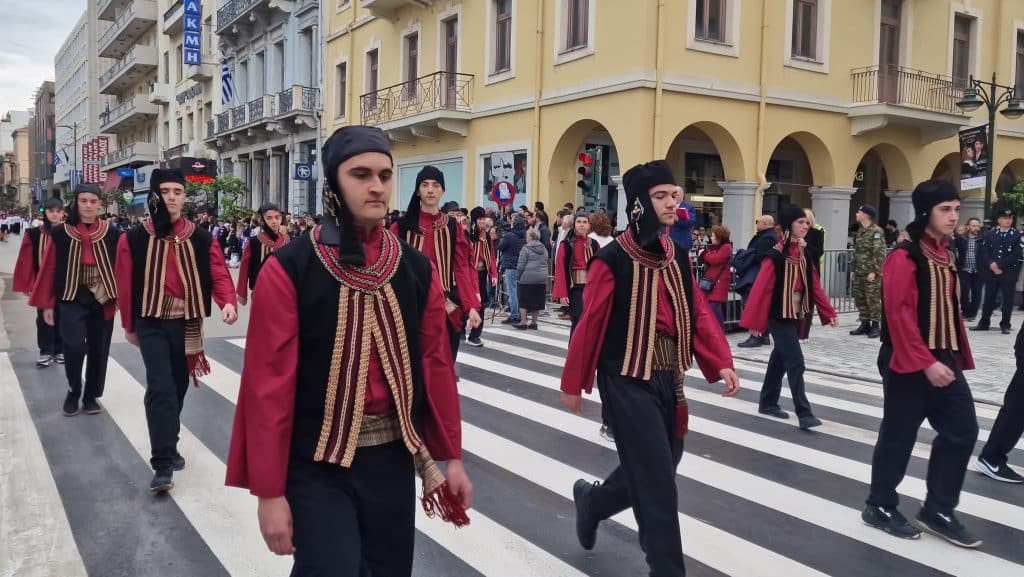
{"left": 251, "top": 156, "right": 265, "bottom": 210}
{"left": 885, "top": 190, "right": 914, "bottom": 231}
{"left": 269, "top": 153, "right": 282, "bottom": 206}
{"left": 810, "top": 186, "right": 857, "bottom": 251}
{"left": 611, "top": 175, "right": 627, "bottom": 231}
{"left": 718, "top": 181, "right": 760, "bottom": 249}
{"left": 961, "top": 196, "right": 985, "bottom": 224}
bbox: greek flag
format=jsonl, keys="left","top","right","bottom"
{"left": 53, "top": 152, "right": 63, "bottom": 169}
{"left": 221, "top": 52, "right": 235, "bottom": 106}
{"left": 69, "top": 170, "right": 80, "bottom": 191}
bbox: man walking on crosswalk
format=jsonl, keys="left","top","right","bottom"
{"left": 866, "top": 179, "right": 982, "bottom": 548}
{"left": 14, "top": 197, "right": 66, "bottom": 368}
{"left": 226, "top": 126, "right": 472, "bottom": 576}
{"left": 115, "top": 169, "right": 238, "bottom": 493}
{"left": 561, "top": 160, "right": 739, "bottom": 577}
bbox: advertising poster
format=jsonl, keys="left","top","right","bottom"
{"left": 481, "top": 151, "right": 528, "bottom": 211}
{"left": 959, "top": 125, "right": 988, "bottom": 191}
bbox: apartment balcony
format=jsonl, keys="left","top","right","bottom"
{"left": 360, "top": 72, "right": 472, "bottom": 141}
{"left": 849, "top": 65, "right": 970, "bottom": 144}
{"left": 99, "top": 0, "right": 158, "bottom": 60}
{"left": 216, "top": 0, "right": 271, "bottom": 34}
{"left": 361, "top": 0, "right": 432, "bottom": 20}
{"left": 186, "top": 52, "right": 218, "bottom": 81}
{"left": 98, "top": 0, "right": 132, "bottom": 21}
{"left": 99, "top": 45, "right": 158, "bottom": 96}
{"left": 101, "top": 140, "right": 159, "bottom": 171}
{"left": 148, "top": 82, "right": 173, "bottom": 104}
{"left": 162, "top": 0, "right": 184, "bottom": 35}
{"left": 99, "top": 94, "right": 159, "bottom": 135}
{"left": 276, "top": 85, "right": 318, "bottom": 125}
{"left": 205, "top": 87, "right": 316, "bottom": 149}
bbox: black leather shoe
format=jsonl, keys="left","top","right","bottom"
{"left": 758, "top": 406, "right": 789, "bottom": 419}
{"left": 573, "top": 479, "right": 599, "bottom": 550}
{"left": 799, "top": 415, "right": 823, "bottom": 430}
{"left": 867, "top": 322, "right": 880, "bottom": 339}
{"left": 150, "top": 469, "right": 174, "bottom": 493}
{"left": 850, "top": 322, "right": 869, "bottom": 336}
{"left": 171, "top": 454, "right": 186, "bottom": 472}
{"left": 82, "top": 398, "right": 102, "bottom": 415}
{"left": 1002, "top": 327, "right": 1012, "bottom": 335}
{"left": 62, "top": 392, "right": 80, "bottom": 417}
{"left": 737, "top": 336, "right": 763, "bottom": 348}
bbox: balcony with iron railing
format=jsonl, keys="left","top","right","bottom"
{"left": 163, "top": 143, "right": 188, "bottom": 160}
{"left": 206, "top": 88, "right": 315, "bottom": 144}
{"left": 360, "top": 72, "right": 472, "bottom": 139}
{"left": 99, "top": 94, "right": 159, "bottom": 135}
{"left": 849, "top": 65, "right": 969, "bottom": 143}
{"left": 361, "top": 0, "right": 430, "bottom": 20}
{"left": 216, "top": 0, "right": 268, "bottom": 34}
{"left": 98, "top": 0, "right": 131, "bottom": 21}
{"left": 277, "top": 85, "right": 318, "bottom": 116}
{"left": 101, "top": 140, "right": 159, "bottom": 169}
{"left": 98, "top": 0, "right": 158, "bottom": 60}
{"left": 163, "top": 0, "right": 184, "bottom": 35}
{"left": 99, "top": 44, "right": 158, "bottom": 96}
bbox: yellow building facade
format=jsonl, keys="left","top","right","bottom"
{"left": 324, "top": 0, "right": 1024, "bottom": 248}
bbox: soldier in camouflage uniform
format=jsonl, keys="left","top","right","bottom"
{"left": 850, "top": 205, "right": 887, "bottom": 338}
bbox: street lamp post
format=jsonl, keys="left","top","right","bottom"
{"left": 955, "top": 73, "right": 1024, "bottom": 225}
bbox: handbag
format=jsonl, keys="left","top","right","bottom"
{"left": 698, "top": 254, "right": 729, "bottom": 293}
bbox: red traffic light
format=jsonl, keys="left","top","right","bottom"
{"left": 578, "top": 152, "right": 593, "bottom": 165}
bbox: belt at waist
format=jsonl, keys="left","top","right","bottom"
{"left": 357, "top": 412, "right": 402, "bottom": 448}
{"left": 652, "top": 333, "right": 678, "bottom": 372}
{"left": 572, "top": 270, "right": 588, "bottom": 285}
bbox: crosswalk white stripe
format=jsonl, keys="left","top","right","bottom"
{"left": 457, "top": 352, "right": 1024, "bottom": 532}
{"left": 485, "top": 326, "right": 1020, "bottom": 450}
{"left": 460, "top": 418, "right": 830, "bottom": 577}
{"left": 103, "top": 359, "right": 294, "bottom": 577}
{"left": 0, "top": 353, "right": 88, "bottom": 577}
{"left": 216, "top": 340, "right": 588, "bottom": 577}
{"left": 457, "top": 378, "right": 1024, "bottom": 576}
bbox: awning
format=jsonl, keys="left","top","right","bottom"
{"left": 100, "top": 171, "right": 122, "bottom": 193}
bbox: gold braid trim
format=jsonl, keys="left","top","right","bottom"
{"left": 642, "top": 268, "right": 660, "bottom": 381}
{"left": 61, "top": 239, "right": 82, "bottom": 301}
{"left": 315, "top": 286, "right": 352, "bottom": 460}
{"left": 36, "top": 232, "right": 49, "bottom": 271}
{"left": 621, "top": 261, "right": 642, "bottom": 377}
{"left": 433, "top": 224, "right": 453, "bottom": 293}
{"left": 337, "top": 295, "right": 371, "bottom": 466}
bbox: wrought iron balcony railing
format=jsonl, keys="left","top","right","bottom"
{"left": 163, "top": 143, "right": 188, "bottom": 160}
{"left": 851, "top": 65, "right": 967, "bottom": 115}
{"left": 207, "top": 119, "right": 215, "bottom": 139}
{"left": 217, "top": 0, "right": 260, "bottom": 33}
{"left": 360, "top": 72, "right": 473, "bottom": 125}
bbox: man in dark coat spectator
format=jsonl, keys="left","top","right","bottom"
{"left": 735, "top": 214, "right": 778, "bottom": 347}
{"left": 497, "top": 214, "right": 528, "bottom": 325}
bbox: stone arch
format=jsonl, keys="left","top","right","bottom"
{"left": 545, "top": 118, "right": 624, "bottom": 219}
{"left": 996, "top": 158, "right": 1024, "bottom": 193}
{"left": 665, "top": 121, "right": 746, "bottom": 182}
{"left": 767, "top": 131, "right": 836, "bottom": 186}
{"left": 931, "top": 152, "right": 961, "bottom": 185}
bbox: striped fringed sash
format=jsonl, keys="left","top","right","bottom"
{"left": 35, "top": 230, "right": 49, "bottom": 271}
{"left": 472, "top": 233, "right": 493, "bottom": 272}
{"left": 403, "top": 213, "right": 454, "bottom": 294}
{"left": 312, "top": 226, "right": 470, "bottom": 528}
{"left": 617, "top": 229, "right": 694, "bottom": 438}
{"left": 921, "top": 242, "right": 961, "bottom": 352}
{"left": 62, "top": 221, "right": 118, "bottom": 302}
{"left": 257, "top": 230, "right": 287, "bottom": 262}
{"left": 141, "top": 219, "right": 209, "bottom": 385}
{"left": 781, "top": 251, "right": 811, "bottom": 320}
{"left": 568, "top": 239, "right": 595, "bottom": 290}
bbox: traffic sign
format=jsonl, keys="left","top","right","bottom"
{"left": 294, "top": 163, "right": 313, "bottom": 181}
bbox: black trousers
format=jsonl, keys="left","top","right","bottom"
{"left": 468, "top": 270, "right": 490, "bottom": 342}
{"left": 568, "top": 285, "right": 585, "bottom": 336}
{"left": 980, "top": 326, "right": 1024, "bottom": 468}
{"left": 591, "top": 372, "right": 686, "bottom": 577}
{"left": 57, "top": 289, "right": 113, "bottom": 400}
{"left": 36, "top": 307, "right": 62, "bottom": 356}
{"left": 137, "top": 318, "right": 189, "bottom": 471}
{"left": 867, "top": 346, "right": 979, "bottom": 515}
{"left": 760, "top": 319, "right": 813, "bottom": 418}
{"left": 286, "top": 442, "right": 415, "bottom": 577}
{"left": 980, "top": 270, "right": 1018, "bottom": 329}
{"left": 959, "top": 270, "right": 983, "bottom": 318}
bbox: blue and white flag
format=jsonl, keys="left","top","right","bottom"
{"left": 221, "top": 52, "right": 235, "bottom": 106}
{"left": 53, "top": 152, "right": 63, "bottom": 169}
{"left": 69, "top": 170, "right": 80, "bottom": 190}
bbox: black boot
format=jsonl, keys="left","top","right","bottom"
{"left": 867, "top": 322, "right": 880, "bottom": 339}
{"left": 850, "top": 322, "right": 869, "bottom": 336}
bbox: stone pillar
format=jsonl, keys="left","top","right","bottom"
{"left": 885, "top": 190, "right": 914, "bottom": 231}
{"left": 961, "top": 196, "right": 985, "bottom": 224}
{"left": 610, "top": 175, "right": 627, "bottom": 231}
{"left": 251, "top": 154, "right": 265, "bottom": 210}
{"left": 269, "top": 153, "right": 283, "bottom": 207}
{"left": 718, "top": 181, "right": 760, "bottom": 249}
{"left": 810, "top": 186, "right": 857, "bottom": 251}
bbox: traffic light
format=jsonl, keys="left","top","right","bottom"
{"left": 577, "top": 151, "right": 593, "bottom": 199}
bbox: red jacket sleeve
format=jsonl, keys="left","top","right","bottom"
{"left": 738, "top": 257, "right": 776, "bottom": 334}
{"left": 115, "top": 234, "right": 135, "bottom": 332}
{"left": 420, "top": 263, "right": 462, "bottom": 461}
{"left": 236, "top": 242, "right": 251, "bottom": 301}
{"left": 28, "top": 241, "right": 57, "bottom": 310}
{"left": 453, "top": 229, "right": 480, "bottom": 310}
{"left": 225, "top": 258, "right": 298, "bottom": 497}
{"left": 691, "top": 285, "right": 734, "bottom": 382}
{"left": 560, "top": 259, "right": 615, "bottom": 395}
{"left": 810, "top": 268, "right": 837, "bottom": 324}
{"left": 12, "top": 233, "right": 36, "bottom": 293}
{"left": 209, "top": 239, "right": 237, "bottom": 310}
{"left": 551, "top": 244, "right": 569, "bottom": 299}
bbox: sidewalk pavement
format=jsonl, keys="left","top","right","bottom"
{"left": 726, "top": 317, "right": 1015, "bottom": 406}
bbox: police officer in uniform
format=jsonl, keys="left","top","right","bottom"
{"left": 972, "top": 207, "right": 1022, "bottom": 335}
{"left": 850, "top": 205, "right": 887, "bottom": 339}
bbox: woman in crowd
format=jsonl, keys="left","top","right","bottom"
{"left": 800, "top": 208, "right": 826, "bottom": 342}
{"left": 588, "top": 212, "right": 615, "bottom": 247}
{"left": 515, "top": 228, "right": 549, "bottom": 330}
{"left": 697, "top": 225, "right": 733, "bottom": 330}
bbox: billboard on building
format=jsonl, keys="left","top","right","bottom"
{"left": 481, "top": 150, "right": 528, "bottom": 211}
{"left": 959, "top": 125, "right": 988, "bottom": 191}
{"left": 83, "top": 140, "right": 98, "bottom": 184}
{"left": 97, "top": 137, "right": 109, "bottom": 182}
